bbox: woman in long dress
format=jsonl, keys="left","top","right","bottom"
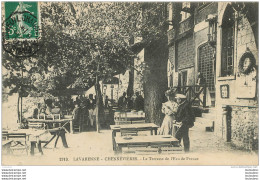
{"left": 159, "top": 90, "right": 179, "bottom": 135}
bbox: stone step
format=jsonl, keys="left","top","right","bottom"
{"left": 195, "top": 117, "right": 215, "bottom": 127}
{"left": 195, "top": 116, "right": 215, "bottom": 122}
{"left": 192, "top": 106, "right": 210, "bottom": 113}
{"left": 208, "top": 107, "right": 217, "bottom": 113}
{"left": 202, "top": 112, "right": 217, "bottom": 119}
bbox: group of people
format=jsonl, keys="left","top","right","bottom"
{"left": 71, "top": 94, "right": 96, "bottom": 131}
{"left": 159, "top": 89, "right": 195, "bottom": 152}
{"left": 32, "top": 99, "right": 62, "bottom": 119}
{"left": 118, "top": 92, "right": 144, "bottom": 112}
{"left": 31, "top": 94, "right": 98, "bottom": 131}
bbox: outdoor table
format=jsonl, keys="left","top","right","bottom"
{"left": 7, "top": 129, "right": 48, "bottom": 155}
{"left": 43, "top": 127, "right": 69, "bottom": 149}
{"left": 115, "top": 135, "right": 179, "bottom": 154}
{"left": 110, "top": 123, "right": 159, "bottom": 151}
{"left": 27, "top": 118, "right": 74, "bottom": 133}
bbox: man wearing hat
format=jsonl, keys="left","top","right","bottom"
{"left": 175, "top": 94, "right": 195, "bottom": 152}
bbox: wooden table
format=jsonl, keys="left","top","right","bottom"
{"left": 115, "top": 135, "right": 179, "bottom": 154}
{"left": 27, "top": 118, "right": 73, "bottom": 133}
{"left": 110, "top": 123, "right": 159, "bottom": 151}
{"left": 43, "top": 128, "right": 69, "bottom": 149}
{"left": 7, "top": 128, "right": 69, "bottom": 155}
{"left": 8, "top": 129, "right": 48, "bottom": 155}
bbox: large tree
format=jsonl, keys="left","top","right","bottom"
{"left": 3, "top": 2, "right": 170, "bottom": 127}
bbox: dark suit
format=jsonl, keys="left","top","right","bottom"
{"left": 175, "top": 101, "right": 195, "bottom": 152}
{"left": 118, "top": 96, "right": 127, "bottom": 111}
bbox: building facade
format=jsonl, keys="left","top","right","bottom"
{"left": 167, "top": 2, "right": 258, "bottom": 150}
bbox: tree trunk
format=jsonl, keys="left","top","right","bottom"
{"left": 20, "top": 96, "right": 23, "bottom": 125}
{"left": 127, "top": 58, "right": 134, "bottom": 98}
{"left": 95, "top": 79, "right": 104, "bottom": 133}
{"left": 143, "top": 38, "right": 168, "bottom": 126}
{"left": 127, "top": 36, "right": 135, "bottom": 99}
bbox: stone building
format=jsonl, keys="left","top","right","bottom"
{"left": 168, "top": 2, "right": 218, "bottom": 105}
{"left": 215, "top": 2, "right": 258, "bottom": 150}
{"left": 167, "top": 2, "right": 258, "bottom": 150}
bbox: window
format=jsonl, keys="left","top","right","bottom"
{"left": 221, "top": 6, "right": 235, "bottom": 77}
{"left": 198, "top": 43, "right": 215, "bottom": 91}
{"left": 181, "top": 2, "right": 190, "bottom": 21}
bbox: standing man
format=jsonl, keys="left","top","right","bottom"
{"left": 175, "top": 94, "right": 195, "bottom": 152}
{"left": 118, "top": 92, "right": 127, "bottom": 111}
{"left": 134, "top": 92, "right": 144, "bottom": 111}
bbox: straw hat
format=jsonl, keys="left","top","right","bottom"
{"left": 175, "top": 94, "right": 186, "bottom": 99}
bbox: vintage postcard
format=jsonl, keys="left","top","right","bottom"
{"left": 1, "top": 1, "right": 258, "bottom": 166}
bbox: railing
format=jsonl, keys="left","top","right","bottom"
{"left": 172, "top": 85, "right": 207, "bottom": 108}
{"left": 178, "top": 16, "right": 194, "bottom": 35}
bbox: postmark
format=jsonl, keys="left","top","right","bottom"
{"left": 2, "top": 2, "right": 41, "bottom": 57}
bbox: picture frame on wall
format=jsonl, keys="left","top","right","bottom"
{"left": 220, "top": 84, "right": 229, "bottom": 98}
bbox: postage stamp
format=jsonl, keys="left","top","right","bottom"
{"left": 2, "top": 2, "right": 41, "bottom": 57}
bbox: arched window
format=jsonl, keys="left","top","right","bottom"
{"left": 221, "top": 6, "right": 235, "bottom": 77}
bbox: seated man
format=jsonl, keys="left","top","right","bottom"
{"left": 51, "top": 102, "right": 61, "bottom": 119}
{"left": 32, "top": 103, "right": 41, "bottom": 119}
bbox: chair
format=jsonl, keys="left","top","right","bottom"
{"left": 7, "top": 133, "right": 29, "bottom": 155}
{"left": 38, "top": 113, "right": 46, "bottom": 120}
{"left": 120, "top": 128, "right": 138, "bottom": 136}
{"left": 135, "top": 147, "right": 159, "bottom": 155}
{"left": 114, "top": 120, "right": 131, "bottom": 125}
{"left": 52, "top": 114, "right": 61, "bottom": 120}
{"left": 2, "top": 131, "right": 8, "bottom": 141}
{"left": 72, "top": 117, "right": 81, "bottom": 133}
{"left": 131, "top": 120, "right": 146, "bottom": 124}
{"left": 160, "top": 146, "right": 184, "bottom": 154}
{"left": 150, "top": 141, "right": 174, "bottom": 148}
{"left": 64, "top": 115, "right": 73, "bottom": 119}
{"left": 122, "top": 144, "right": 151, "bottom": 154}
{"left": 150, "top": 141, "right": 183, "bottom": 154}
{"left": 114, "top": 112, "right": 129, "bottom": 125}
{"left": 28, "top": 122, "right": 46, "bottom": 129}
{"left": 73, "top": 123, "right": 81, "bottom": 133}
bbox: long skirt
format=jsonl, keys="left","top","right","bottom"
{"left": 159, "top": 115, "right": 175, "bottom": 135}
{"left": 89, "top": 109, "right": 95, "bottom": 126}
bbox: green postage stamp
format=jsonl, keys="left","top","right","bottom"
{"left": 4, "top": 2, "right": 40, "bottom": 40}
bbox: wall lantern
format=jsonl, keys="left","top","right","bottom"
{"left": 206, "top": 14, "right": 217, "bottom": 47}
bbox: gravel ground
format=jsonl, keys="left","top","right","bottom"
{"left": 2, "top": 120, "right": 258, "bottom": 166}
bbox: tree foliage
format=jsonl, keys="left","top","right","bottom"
{"left": 3, "top": 2, "right": 168, "bottom": 95}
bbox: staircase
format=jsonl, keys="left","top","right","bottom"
{"left": 194, "top": 107, "right": 217, "bottom": 132}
